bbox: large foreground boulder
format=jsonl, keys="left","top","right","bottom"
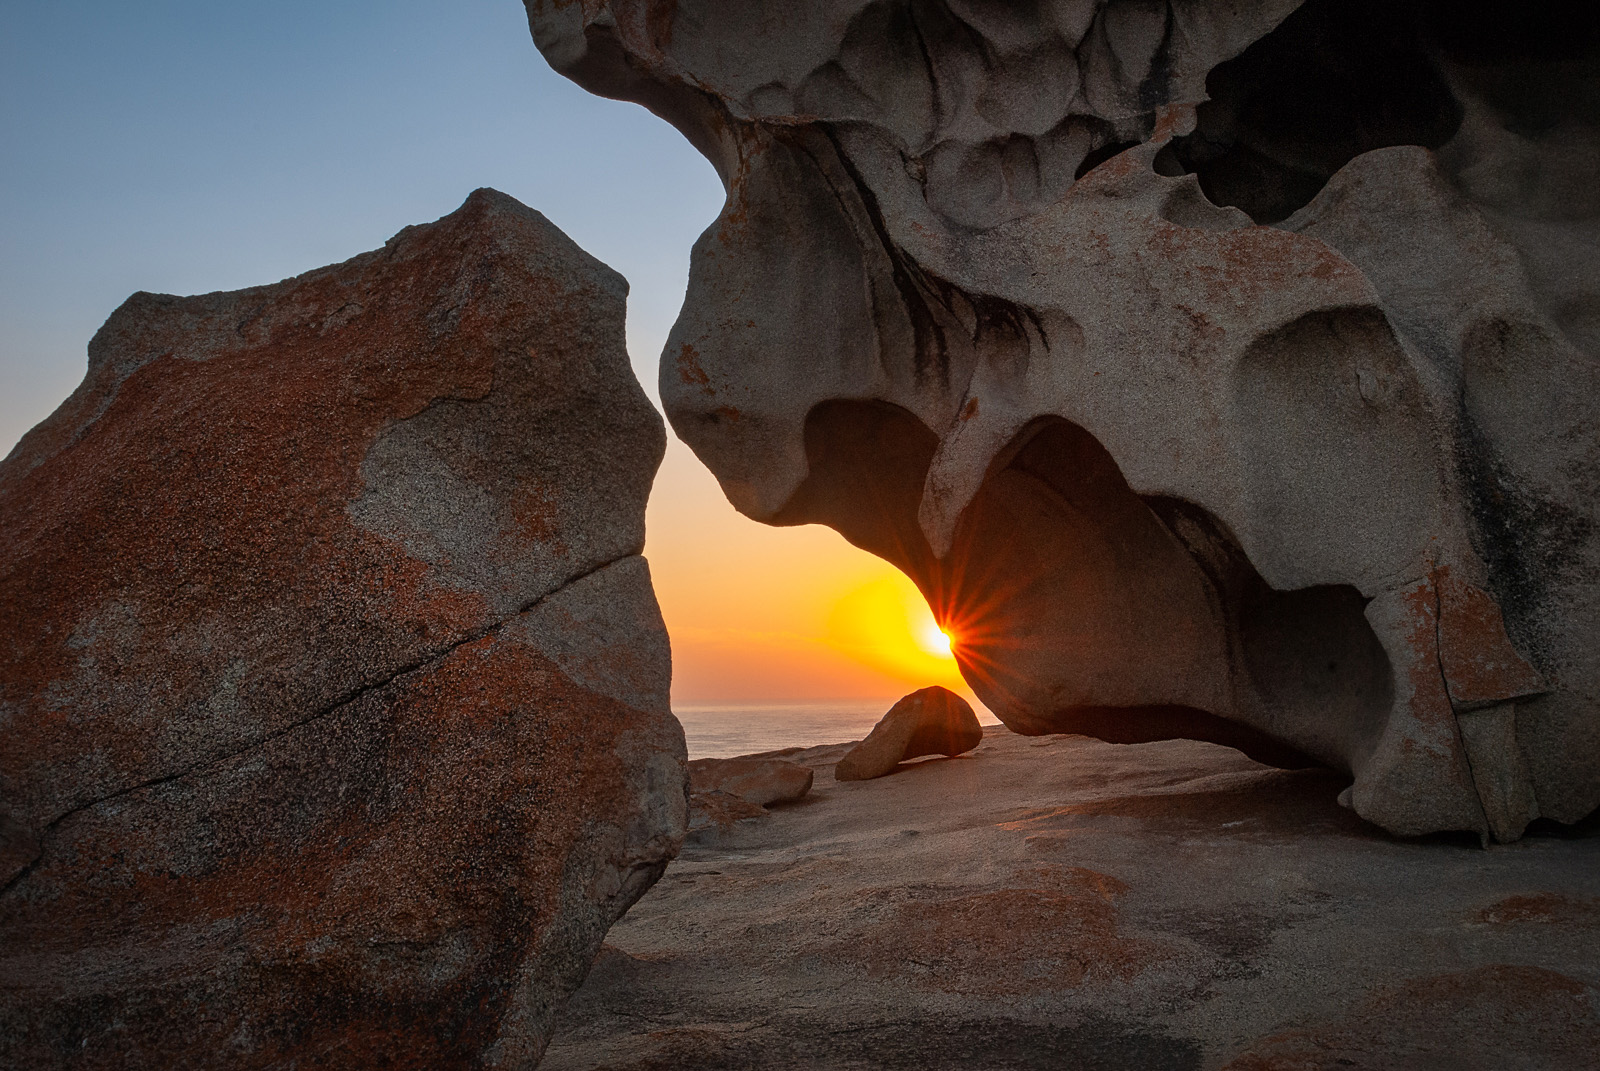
{"left": 528, "top": 0, "right": 1600, "bottom": 841}
{"left": 0, "top": 189, "right": 686, "bottom": 1068}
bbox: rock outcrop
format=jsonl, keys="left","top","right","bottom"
{"left": 690, "top": 756, "right": 815, "bottom": 806}
{"left": 540, "top": 729, "right": 1600, "bottom": 1070}
{"left": 686, "top": 756, "right": 814, "bottom": 845}
{"left": 527, "top": 1, "right": 1600, "bottom": 840}
{"left": 835, "top": 687, "right": 984, "bottom": 781}
{"left": 0, "top": 189, "right": 686, "bottom": 1068}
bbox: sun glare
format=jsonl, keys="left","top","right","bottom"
{"left": 919, "top": 620, "right": 955, "bottom": 658}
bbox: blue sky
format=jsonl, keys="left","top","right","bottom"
{"left": 0, "top": 0, "right": 725, "bottom": 453}
{"left": 0, "top": 1, "right": 974, "bottom": 705}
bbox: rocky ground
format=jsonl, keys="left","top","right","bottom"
{"left": 545, "top": 727, "right": 1600, "bottom": 1070}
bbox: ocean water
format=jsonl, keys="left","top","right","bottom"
{"left": 674, "top": 699, "right": 1000, "bottom": 759}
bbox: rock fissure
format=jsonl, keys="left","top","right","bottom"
{"left": 1423, "top": 572, "right": 1494, "bottom": 843}
{"left": 0, "top": 549, "right": 641, "bottom": 903}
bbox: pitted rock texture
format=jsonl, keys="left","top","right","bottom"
{"left": 528, "top": 1, "right": 1600, "bottom": 840}
{"left": 835, "top": 686, "right": 984, "bottom": 781}
{"left": 0, "top": 189, "right": 687, "bottom": 1069}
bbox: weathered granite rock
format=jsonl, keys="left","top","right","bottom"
{"left": 0, "top": 189, "right": 686, "bottom": 1068}
{"left": 689, "top": 756, "right": 815, "bottom": 806}
{"left": 835, "top": 687, "right": 984, "bottom": 781}
{"left": 528, "top": 1, "right": 1600, "bottom": 840}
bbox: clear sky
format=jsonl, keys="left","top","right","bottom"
{"left": 1, "top": 0, "right": 972, "bottom": 707}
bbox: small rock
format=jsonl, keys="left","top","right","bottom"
{"left": 687, "top": 790, "right": 771, "bottom": 846}
{"left": 689, "top": 790, "right": 770, "bottom": 830}
{"left": 689, "top": 756, "right": 814, "bottom": 807}
{"left": 835, "top": 687, "right": 984, "bottom": 781}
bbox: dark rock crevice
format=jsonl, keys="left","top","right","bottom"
{"left": 775, "top": 400, "right": 1379, "bottom": 773}
{"left": 1155, "top": 0, "right": 1464, "bottom": 223}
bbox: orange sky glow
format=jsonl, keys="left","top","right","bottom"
{"left": 644, "top": 435, "right": 981, "bottom": 708}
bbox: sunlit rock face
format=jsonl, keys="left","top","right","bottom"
{"left": 528, "top": 1, "right": 1600, "bottom": 842}
{"left": 0, "top": 190, "right": 685, "bottom": 1067}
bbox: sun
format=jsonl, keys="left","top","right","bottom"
{"left": 918, "top": 619, "right": 954, "bottom": 658}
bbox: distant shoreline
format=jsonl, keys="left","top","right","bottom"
{"left": 674, "top": 698, "right": 1001, "bottom": 759}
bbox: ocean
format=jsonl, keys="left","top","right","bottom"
{"left": 673, "top": 699, "right": 1001, "bottom": 759}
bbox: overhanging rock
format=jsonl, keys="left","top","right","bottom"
{"left": 527, "top": 0, "right": 1600, "bottom": 842}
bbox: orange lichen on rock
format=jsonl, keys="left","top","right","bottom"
{"left": 844, "top": 866, "right": 1174, "bottom": 997}
{"left": 1221, "top": 965, "right": 1600, "bottom": 1070}
{"left": 1434, "top": 566, "right": 1548, "bottom": 709}
{"left": 1476, "top": 892, "right": 1600, "bottom": 926}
